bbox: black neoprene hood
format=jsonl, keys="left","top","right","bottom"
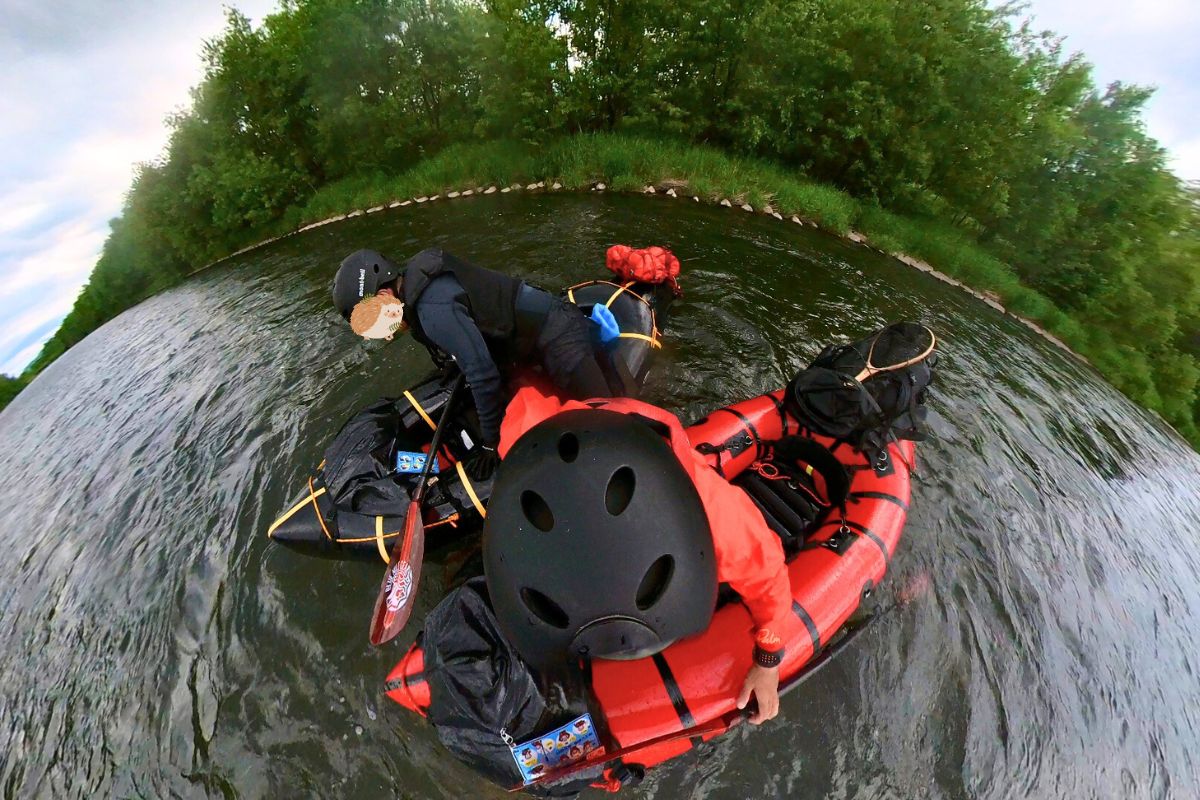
{"left": 483, "top": 409, "right": 718, "bottom": 668}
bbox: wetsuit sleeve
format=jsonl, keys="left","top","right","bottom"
{"left": 416, "top": 275, "right": 505, "bottom": 446}
{"left": 689, "top": 455, "right": 793, "bottom": 656}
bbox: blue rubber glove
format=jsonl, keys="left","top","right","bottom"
{"left": 590, "top": 304, "right": 621, "bottom": 344}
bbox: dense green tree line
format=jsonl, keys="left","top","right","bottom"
{"left": 0, "top": 375, "right": 27, "bottom": 409}
{"left": 9, "top": 0, "right": 1198, "bottom": 444}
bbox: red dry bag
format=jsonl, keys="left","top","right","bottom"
{"left": 606, "top": 245, "right": 682, "bottom": 296}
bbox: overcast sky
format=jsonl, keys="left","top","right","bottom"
{"left": 0, "top": 0, "right": 1197, "bottom": 377}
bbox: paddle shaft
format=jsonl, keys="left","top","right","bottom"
{"left": 410, "top": 372, "right": 467, "bottom": 506}
{"left": 369, "top": 372, "right": 466, "bottom": 646}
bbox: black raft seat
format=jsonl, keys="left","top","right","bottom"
{"left": 731, "top": 435, "right": 850, "bottom": 557}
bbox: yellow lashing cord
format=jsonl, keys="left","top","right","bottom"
{"left": 565, "top": 280, "right": 662, "bottom": 349}
{"left": 339, "top": 513, "right": 459, "bottom": 545}
{"left": 618, "top": 332, "right": 662, "bottom": 348}
{"left": 403, "top": 389, "right": 437, "bottom": 431}
{"left": 267, "top": 485, "right": 327, "bottom": 538}
{"left": 309, "top": 477, "right": 334, "bottom": 541}
{"left": 375, "top": 515, "right": 390, "bottom": 564}
{"left": 566, "top": 279, "right": 652, "bottom": 308}
{"left": 604, "top": 282, "right": 635, "bottom": 308}
{"left": 455, "top": 462, "right": 487, "bottom": 518}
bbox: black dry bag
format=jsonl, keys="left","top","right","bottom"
{"left": 421, "top": 578, "right": 596, "bottom": 797}
{"left": 320, "top": 398, "right": 410, "bottom": 516}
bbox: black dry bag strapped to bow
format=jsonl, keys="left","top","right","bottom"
{"left": 785, "top": 322, "right": 937, "bottom": 466}
{"left": 418, "top": 578, "right": 596, "bottom": 797}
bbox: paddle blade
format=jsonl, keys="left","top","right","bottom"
{"left": 369, "top": 508, "right": 426, "bottom": 646}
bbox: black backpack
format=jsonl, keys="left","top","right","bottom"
{"left": 785, "top": 322, "right": 937, "bottom": 468}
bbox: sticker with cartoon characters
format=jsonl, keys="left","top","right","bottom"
{"left": 395, "top": 450, "right": 438, "bottom": 474}
{"left": 511, "top": 713, "right": 603, "bottom": 784}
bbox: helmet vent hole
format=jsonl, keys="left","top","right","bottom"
{"left": 373, "top": 263, "right": 380, "bottom": 273}
{"left": 558, "top": 433, "right": 579, "bottom": 462}
{"left": 636, "top": 555, "right": 674, "bottom": 610}
{"left": 605, "top": 466, "right": 635, "bottom": 515}
{"left": 521, "top": 490, "right": 555, "bottom": 532}
{"left": 520, "top": 587, "right": 569, "bottom": 629}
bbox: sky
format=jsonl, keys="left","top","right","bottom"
{"left": 0, "top": 0, "right": 1197, "bottom": 377}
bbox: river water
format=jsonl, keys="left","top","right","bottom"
{"left": 2, "top": 195, "right": 1198, "bottom": 799}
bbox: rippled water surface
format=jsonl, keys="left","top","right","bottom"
{"left": 2, "top": 195, "right": 1199, "bottom": 799}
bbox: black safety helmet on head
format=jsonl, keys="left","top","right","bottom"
{"left": 483, "top": 409, "right": 717, "bottom": 669}
{"left": 331, "top": 249, "right": 403, "bottom": 320}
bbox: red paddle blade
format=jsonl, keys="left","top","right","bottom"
{"left": 369, "top": 505, "right": 426, "bottom": 646}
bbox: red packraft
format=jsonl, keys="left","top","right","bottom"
{"left": 606, "top": 245, "right": 682, "bottom": 296}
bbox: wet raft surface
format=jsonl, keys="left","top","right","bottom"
{"left": 1, "top": 195, "right": 1199, "bottom": 798}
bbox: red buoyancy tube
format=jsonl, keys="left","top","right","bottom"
{"left": 688, "top": 390, "right": 800, "bottom": 477}
{"left": 384, "top": 642, "right": 431, "bottom": 716}
{"left": 586, "top": 390, "right": 913, "bottom": 776}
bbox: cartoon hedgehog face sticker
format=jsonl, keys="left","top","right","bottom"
{"left": 350, "top": 294, "right": 407, "bottom": 340}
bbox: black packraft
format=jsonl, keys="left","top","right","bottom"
{"left": 785, "top": 322, "right": 937, "bottom": 467}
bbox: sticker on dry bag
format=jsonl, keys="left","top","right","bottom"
{"left": 509, "top": 713, "right": 603, "bottom": 784}
{"left": 396, "top": 450, "right": 438, "bottom": 474}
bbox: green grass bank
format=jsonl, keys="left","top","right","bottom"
{"left": 219, "top": 134, "right": 1187, "bottom": 443}
{"left": 9, "top": 134, "right": 1196, "bottom": 447}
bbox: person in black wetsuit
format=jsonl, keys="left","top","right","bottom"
{"left": 332, "top": 248, "right": 617, "bottom": 480}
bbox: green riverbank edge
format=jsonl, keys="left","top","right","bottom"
{"left": 193, "top": 135, "right": 1183, "bottom": 442}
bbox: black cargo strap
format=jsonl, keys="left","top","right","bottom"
{"left": 694, "top": 407, "right": 762, "bottom": 476}
{"left": 770, "top": 393, "right": 789, "bottom": 436}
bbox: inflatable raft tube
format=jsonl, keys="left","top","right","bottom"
{"left": 384, "top": 387, "right": 912, "bottom": 790}
{"left": 266, "top": 279, "right": 674, "bottom": 561}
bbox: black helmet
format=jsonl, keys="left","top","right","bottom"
{"left": 332, "top": 249, "right": 402, "bottom": 320}
{"left": 483, "top": 409, "right": 717, "bottom": 668}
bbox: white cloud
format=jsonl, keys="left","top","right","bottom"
{"left": 1167, "top": 141, "right": 1200, "bottom": 184}
{"left": 2, "top": 339, "right": 51, "bottom": 377}
{"left": 0, "top": 287, "right": 83, "bottom": 375}
{"left": 0, "top": 1, "right": 278, "bottom": 375}
{"left": 0, "top": 199, "right": 52, "bottom": 239}
{"left": 1, "top": 217, "right": 107, "bottom": 295}
{"left": 1019, "top": 0, "right": 1200, "bottom": 180}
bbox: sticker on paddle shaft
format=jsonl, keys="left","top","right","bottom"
{"left": 383, "top": 560, "right": 414, "bottom": 614}
{"left": 396, "top": 450, "right": 439, "bottom": 474}
{"left": 510, "top": 713, "right": 603, "bottom": 785}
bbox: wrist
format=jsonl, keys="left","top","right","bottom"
{"left": 753, "top": 627, "right": 784, "bottom": 668}
{"left": 752, "top": 645, "right": 783, "bottom": 668}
